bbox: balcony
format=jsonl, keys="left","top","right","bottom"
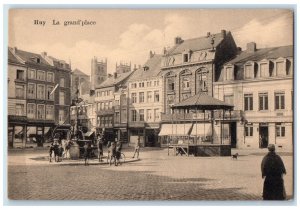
{"left": 161, "top": 110, "right": 244, "bottom": 122}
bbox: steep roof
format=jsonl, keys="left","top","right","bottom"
{"left": 128, "top": 54, "right": 162, "bottom": 82}
{"left": 96, "top": 71, "right": 133, "bottom": 89}
{"left": 13, "top": 48, "right": 50, "bottom": 66}
{"left": 8, "top": 49, "right": 23, "bottom": 65}
{"left": 72, "top": 68, "right": 89, "bottom": 77}
{"left": 227, "top": 45, "right": 293, "bottom": 65}
{"left": 166, "top": 32, "right": 226, "bottom": 55}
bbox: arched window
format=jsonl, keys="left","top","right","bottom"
{"left": 196, "top": 68, "right": 208, "bottom": 93}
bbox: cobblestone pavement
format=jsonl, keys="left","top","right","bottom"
{"left": 7, "top": 147, "right": 293, "bottom": 201}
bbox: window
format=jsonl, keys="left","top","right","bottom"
{"left": 276, "top": 62, "right": 286, "bottom": 76}
{"left": 59, "top": 110, "right": 65, "bottom": 124}
{"left": 147, "top": 81, "right": 152, "bottom": 87}
{"left": 139, "top": 92, "right": 144, "bottom": 103}
{"left": 131, "top": 93, "right": 137, "bottom": 103}
{"left": 37, "top": 70, "right": 45, "bottom": 80}
{"left": 121, "top": 109, "right": 127, "bottom": 123}
{"left": 183, "top": 53, "right": 189, "bottom": 62}
{"left": 131, "top": 83, "right": 137, "bottom": 88}
{"left": 139, "top": 82, "right": 144, "bottom": 88}
{"left": 37, "top": 84, "right": 45, "bottom": 99}
{"left": 27, "top": 103, "right": 36, "bottom": 119}
{"left": 16, "top": 70, "right": 25, "bottom": 81}
{"left": 28, "top": 83, "right": 36, "bottom": 99}
{"left": 104, "top": 102, "right": 109, "bottom": 110}
{"left": 115, "top": 112, "right": 120, "bottom": 124}
{"left": 60, "top": 78, "right": 65, "bottom": 87}
{"left": 275, "top": 92, "right": 285, "bottom": 110}
{"left": 131, "top": 110, "right": 137, "bottom": 122}
{"left": 245, "top": 65, "right": 253, "bottom": 79}
{"left": 182, "top": 77, "right": 190, "bottom": 90}
{"left": 139, "top": 109, "right": 144, "bottom": 121}
{"left": 154, "top": 91, "right": 160, "bottom": 102}
{"left": 15, "top": 104, "right": 24, "bottom": 116}
{"left": 276, "top": 123, "right": 285, "bottom": 137}
{"left": 15, "top": 85, "right": 25, "bottom": 99}
{"left": 147, "top": 91, "right": 152, "bottom": 102}
{"left": 109, "top": 90, "right": 112, "bottom": 96}
{"left": 167, "top": 78, "right": 175, "bottom": 91}
{"left": 59, "top": 91, "right": 65, "bottom": 105}
{"left": 109, "top": 101, "right": 112, "bottom": 109}
{"left": 244, "top": 94, "right": 253, "bottom": 111}
{"left": 260, "top": 63, "right": 269, "bottom": 77}
{"left": 101, "top": 102, "right": 104, "bottom": 110}
{"left": 147, "top": 109, "right": 152, "bottom": 121}
{"left": 154, "top": 109, "right": 160, "bottom": 121}
{"left": 47, "top": 72, "right": 54, "bottom": 82}
{"left": 198, "top": 72, "right": 207, "bottom": 92}
{"left": 47, "top": 86, "right": 54, "bottom": 100}
{"left": 225, "top": 67, "right": 234, "bottom": 81}
{"left": 97, "top": 103, "right": 101, "bottom": 111}
{"left": 37, "top": 104, "right": 45, "bottom": 119}
{"left": 224, "top": 95, "right": 233, "bottom": 105}
{"left": 46, "top": 105, "right": 54, "bottom": 120}
{"left": 28, "top": 69, "right": 36, "bottom": 79}
{"left": 245, "top": 123, "right": 253, "bottom": 137}
{"left": 259, "top": 93, "right": 268, "bottom": 111}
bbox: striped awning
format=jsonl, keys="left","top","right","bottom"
{"left": 190, "top": 123, "right": 212, "bottom": 136}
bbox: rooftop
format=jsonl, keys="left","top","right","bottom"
{"left": 96, "top": 71, "right": 134, "bottom": 89}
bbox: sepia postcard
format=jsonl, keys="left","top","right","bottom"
{"left": 6, "top": 7, "right": 294, "bottom": 203}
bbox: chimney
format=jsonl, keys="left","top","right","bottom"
{"left": 174, "top": 36, "right": 183, "bottom": 45}
{"left": 41, "top": 52, "right": 47, "bottom": 57}
{"left": 247, "top": 42, "right": 256, "bottom": 52}
{"left": 114, "top": 72, "right": 118, "bottom": 79}
{"left": 221, "top": 30, "right": 226, "bottom": 38}
{"left": 150, "top": 50, "right": 154, "bottom": 58}
{"left": 207, "top": 32, "right": 211, "bottom": 37}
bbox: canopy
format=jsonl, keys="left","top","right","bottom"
{"left": 190, "top": 123, "right": 212, "bottom": 136}
{"left": 172, "top": 93, "right": 234, "bottom": 110}
{"left": 158, "top": 123, "right": 192, "bottom": 136}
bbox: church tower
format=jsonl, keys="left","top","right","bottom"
{"left": 91, "top": 57, "right": 107, "bottom": 91}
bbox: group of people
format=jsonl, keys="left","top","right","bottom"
{"left": 49, "top": 139, "right": 72, "bottom": 162}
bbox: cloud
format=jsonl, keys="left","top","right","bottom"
{"left": 233, "top": 13, "right": 293, "bottom": 49}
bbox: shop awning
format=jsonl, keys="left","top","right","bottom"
{"left": 190, "top": 123, "right": 212, "bottom": 136}
{"left": 158, "top": 123, "right": 192, "bottom": 136}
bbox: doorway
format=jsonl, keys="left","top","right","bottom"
{"left": 259, "top": 124, "right": 269, "bottom": 148}
{"left": 230, "top": 122, "right": 237, "bottom": 148}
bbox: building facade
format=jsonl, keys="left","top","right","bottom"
{"left": 90, "top": 57, "right": 107, "bottom": 92}
{"left": 94, "top": 71, "right": 134, "bottom": 142}
{"left": 214, "top": 43, "right": 293, "bottom": 149}
{"left": 8, "top": 47, "right": 71, "bottom": 148}
{"left": 127, "top": 52, "right": 163, "bottom": 147}
{"left": 71, "top": 68, "right": 91, "bottom": 100}
{"left": 159, "top": 31, "right": 240, "bottom": 146}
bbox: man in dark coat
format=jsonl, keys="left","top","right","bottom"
{"left": 261, "top": 144, "right": 286, "bottom": 200}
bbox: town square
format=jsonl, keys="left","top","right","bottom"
{"left": 5, "top": 8, "right": 294, "bottom": 202}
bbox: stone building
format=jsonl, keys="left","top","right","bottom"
{"left": 127, "top": 52, "right": 163, "bottom": 147}
{"left": 71, "top": 68, "right": 91, "bottom": 100}
{"left": 7, "top": 47, "right": 71, "bottom": 148}
{"left": 159, "top": 30, "right": 239, "bottom": 146}
{"left": 90, "top": 57, "right": 107, "bottom": 93}
{"left": 214, "top": 43, "right": 293, "bottom": 149}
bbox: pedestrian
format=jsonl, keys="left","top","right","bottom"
{"left": 97, "top": 135, "right": 104, "bottom": 162}
{"left": 49, "top": 142, "right": 55, "bottom": 162}
{"left": 132, "top": 136, "right": 140, "bottom": 159}
{"left": 261, "top": 144, "right": 287, "bottom": 200}
{"left": 116, "top": 140, "right": 123, "bottom": 165}
{"left": 83, "top": 142, "right": 90, "bottom": 166}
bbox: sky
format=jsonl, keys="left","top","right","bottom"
{"left": 8, "top": 9, "right": 293, "bottom": 76}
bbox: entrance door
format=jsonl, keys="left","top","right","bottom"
{"left": 259, "top": 124, "right": 269, "bottom": 148}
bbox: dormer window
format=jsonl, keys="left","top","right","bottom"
{"left": 224, "top": 66, "right": 234, "bottom": 81}
{"left": 259, "top": 60, "right": 273, "bottom": 78}
{"left": 275, "top": 58, "right": 287, "bottom": 76}
{"left": 182, "top": 49, "right": 191, "bottom": 63}
{"left": 36, "top": 58, "right": 40, "bottom": 63}
{"left": 244, "top": 62, "right": 258, "bottom": 79}
{"left": 143, "top": 66, "right": 149, "bottom": 71}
